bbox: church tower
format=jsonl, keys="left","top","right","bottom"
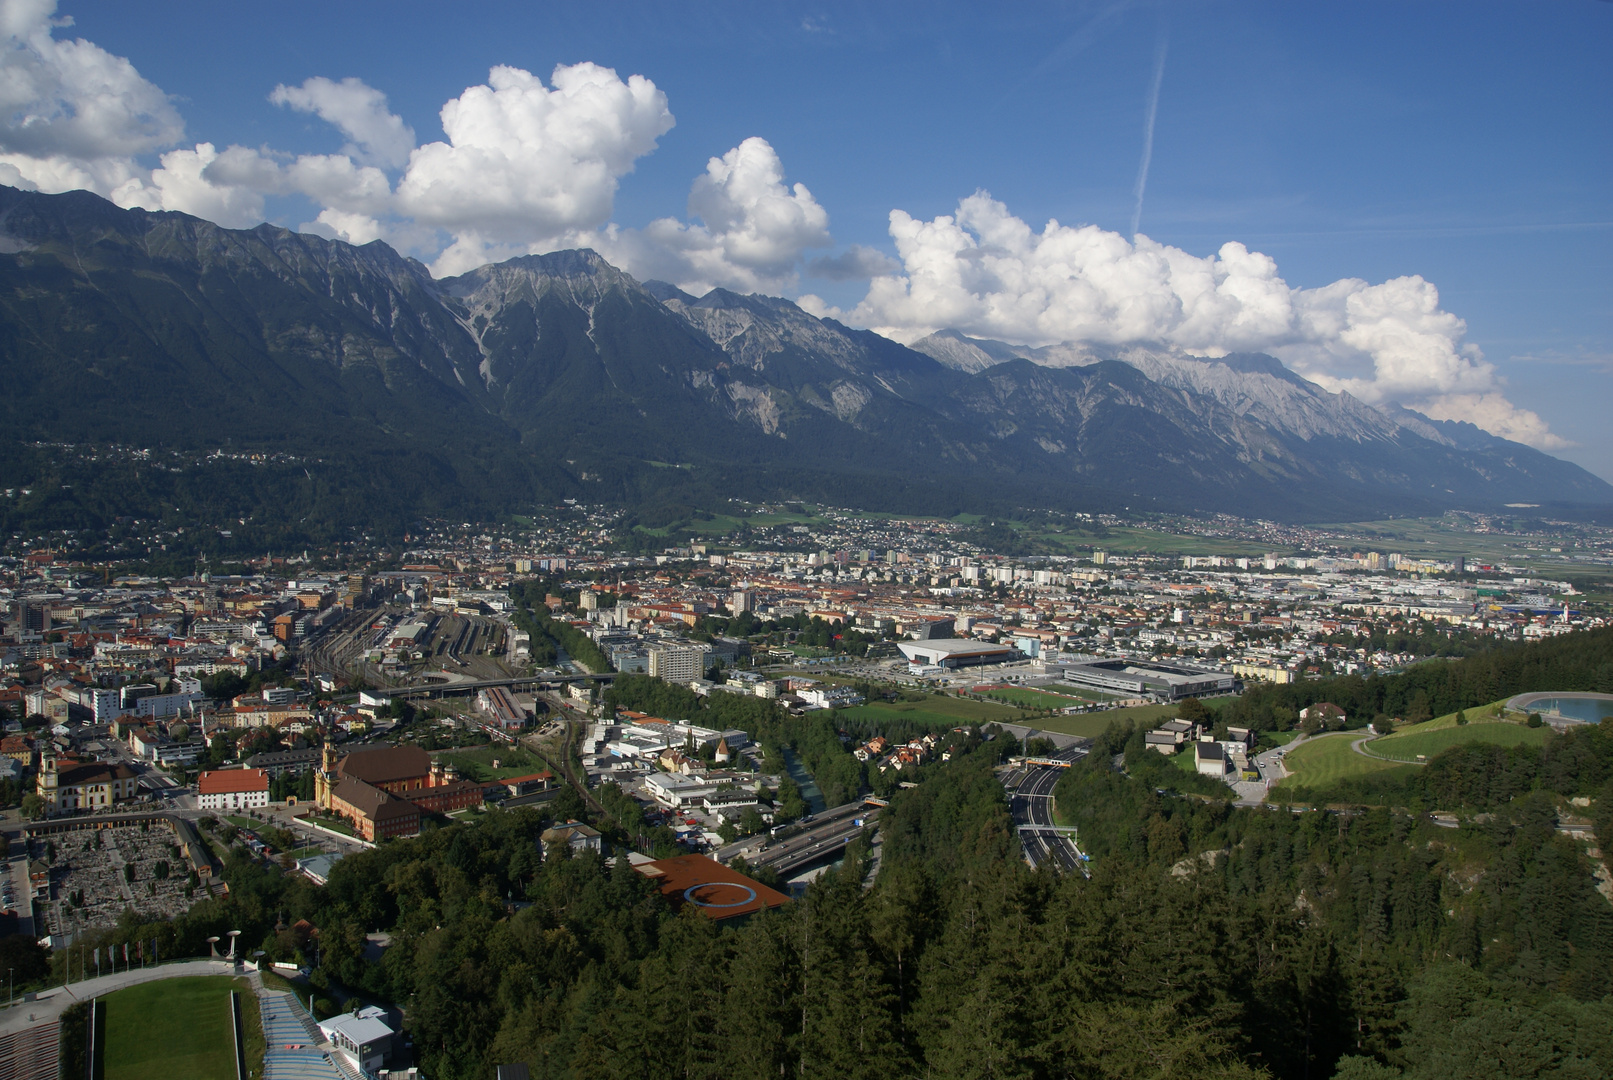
{"left": 315, "top": 741, "right": 338, "bottom": 809}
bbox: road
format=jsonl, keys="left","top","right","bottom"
{"left": 1008, "top": 744, "right": 1088, "bottom": 872}
{"left": 717, "top": 800, "right": 877, "bottom": 877}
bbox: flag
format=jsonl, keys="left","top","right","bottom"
{"left": 122, "top": 941, "right": 128, "bottom": 965}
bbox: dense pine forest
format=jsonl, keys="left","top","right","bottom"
{"left": 32, "top": 628, "right": 1613, "bottom": 1079}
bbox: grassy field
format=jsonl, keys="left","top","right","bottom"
{"left": 1032, "top": 702, "right": 1180, "bottom": 739}
{"left": 1367, "top": 722, "right": 1548, "bottom": 762}
{"left": 1275, "top": 733, "right": 1417, "bottom": 790}
{"left": 838, "top": 694, "right": 1022, "bottom": 729}
{"left": 436, "top": 744, "right": 550, "bottom": 782}
{"left": 301, "top": 812, "right": 356, "bottom": 837}
{"left": 105, "top": 975, "right": 244, "bottom": 1080}
{"left": 975, "top": 685, "right": 1084, "bottom": 708}
{"left": 1046, "top": 683, "right": 1123, "bottom": 703}
{"left": 1025, "top": 713, "right": 1127, "bottom": 739}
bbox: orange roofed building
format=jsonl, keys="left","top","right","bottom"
{"left": 635, "top": 855, "right": 789, "bottom": 922}
{"left": 313, "top": 744, "right": 484, "bottom": 841}
{"left": 198, "top": 768, "right": 270, "bottom": 811}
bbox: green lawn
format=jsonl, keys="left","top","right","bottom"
{"left": 1385, "top": 699, "right": 1510, "bottom": 734}
{"left": 1275, "top": 733, "right": 1416, "bottom": 790}
{"left": 1365, "top": 720, "right": 1547, "bottom": 763}
{"left": 435, "top": 745, "right": 550, "bottom": 782}
{"left": 1046, "top": 683, "right": 1123, "bottom": 703}
{"left": 839, "top": 694, "right": 1022, "bottom": 729}
{"left": 301, "top": 812, "right": 356, "bottom": 837}
{"left": 105, "top": 975, "right": 245, "bottom": 1080}
{"left": 976, "top": 685, "right": 1082, "bottom": 708}
{"left": 1031, "top": 712, "right": 1133, "bottom": 739}
{"left": 1021, "top": 702, "right": 1182, "bottom": 741}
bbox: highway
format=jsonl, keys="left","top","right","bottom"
{"left": 718, "top": 800, "right": 878, "bottom": 877}
{"left": 1009, "top": 744, "right": 1089, "bottom": 872}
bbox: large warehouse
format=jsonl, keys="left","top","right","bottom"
{"left": 898, "top": 639, "right": 1018, "bottom": 669}
{"left": 1058, "top": 658, "right": 1235, "bottom": 701}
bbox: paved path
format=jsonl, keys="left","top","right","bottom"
{"left": 1232, "top": 733, "right": 1312, "bottom": 806}
{"left": 0, "top": 958, "right": 241, "bottom": 1039}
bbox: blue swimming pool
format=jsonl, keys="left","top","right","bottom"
{"left": 1530, "top": 696, "right": 1613, "bottom": 723}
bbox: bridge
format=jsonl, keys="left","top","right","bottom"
{"left": 373, "top": 670, "right": 616, "bottom": 701}
{"left": 1009, "top": 744, "right": 1092, "bottom": 874}
{"left": 718, "top": 801, "right": 878, "bottom": 878}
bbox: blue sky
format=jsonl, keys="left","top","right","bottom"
{"left": 6, "top": 1, "right": 1611, "bottom": 481}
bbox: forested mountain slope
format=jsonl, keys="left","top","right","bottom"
{"left": 0, "top": 185, "right": 1606, "bottom": 544}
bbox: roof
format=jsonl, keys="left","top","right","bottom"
{"left": 331, "top": 776, "right": 418, "bottom": 822}
{"left": 199, "top": 768, "right": 269, "bottom": 795}
{"left": 319, "top": 1013, "right": 394, "bottom": 1047}
{"left": 897, "top": 639, "right": 1015, "bottom": 658}
{"left": 246, "top": 748, "right": 321, "bottom": 767}
{"left": 54, "top": 761, "right": 135, "bottom": 787}
{"left": 1195, "top": 742, "right": 1225, "bottom": 761}
{"left": 338, "top": 744, "right": 431, "bottom": 785}
{"left": 500, "top": 771, "right": 552, "bottom": 785}
{"left": 297, "top": 853, "right": 344, "bottom": 883}
{"left": 635, "top": 854, "right": 789, "bottom": 921}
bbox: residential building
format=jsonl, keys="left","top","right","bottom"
{"left": 647, "top": 642, "right": 711, "bottom": 684}
{"left": 198, "top": 768, "right": 270, "bottom": 811}
{"left": 540, "top": 821, "right": 602, "bottom": 855}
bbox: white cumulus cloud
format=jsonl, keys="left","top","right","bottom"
{"left": 846, "top": 191, "right": 1563, "bottom": 450}
{"left": 110, "top": 142, "right": 266, "bottom": 227}
{"left": 394, "top": 62, "right": 673, "bottom": 276}
{"left": 593, "top": 136, "right": 832, "bottom": 294}
{"left": 270, "top": 76, "right": 415, "bottom": 168}
{"left": 0, "top": 0, "right": 180, "bottom": 193}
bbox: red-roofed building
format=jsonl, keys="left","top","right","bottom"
{"left": 198, "top": 768, "right": 270, "bottom": 811}
{"left": 635, "top": 854, "right": 789, "bottom": 922}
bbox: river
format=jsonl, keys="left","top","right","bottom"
{"left": 780, "top": 746, "right": 827, "bottom": 815}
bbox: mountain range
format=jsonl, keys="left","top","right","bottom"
{"left": 0, "top": 184, "right": 1606, "bottom": 544}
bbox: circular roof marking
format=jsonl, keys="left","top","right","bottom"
{"left": 683, "top": 882, "right": 758, "bottom": 909}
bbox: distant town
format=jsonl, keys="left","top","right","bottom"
{"left": 0, "top": 504, "right": 1609, "bottom": 1077}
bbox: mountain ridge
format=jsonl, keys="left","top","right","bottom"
{"left": 0, "top": 185, "right": 1603, "bottom": 542}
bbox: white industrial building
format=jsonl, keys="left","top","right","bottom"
{"left": 897, "top": 639, "right": 1017, "bottom": 669}
{"left": 1058, "top": 658, "right": 1235, "bottom": 701}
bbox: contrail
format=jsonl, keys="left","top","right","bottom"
{"left": 1130, "top": 29, "right": 1169, "bottom": 238}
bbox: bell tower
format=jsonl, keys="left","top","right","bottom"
{"left": 315, "top": 742, "right": 338, "bottom": 809}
